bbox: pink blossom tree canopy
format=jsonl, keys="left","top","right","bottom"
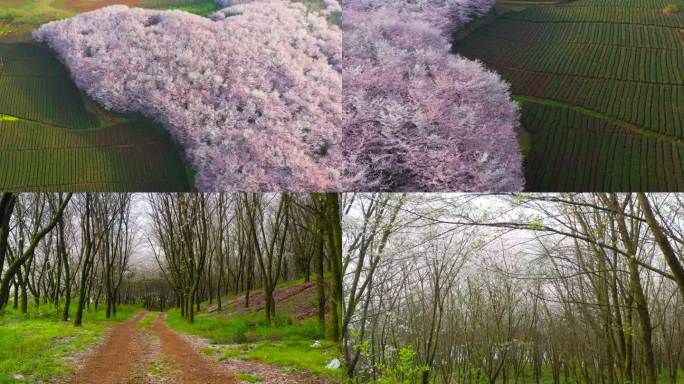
{"left": 343, "top": 0, "right": 524, "bottom": 191}
{"left": 34, "top": 0, "right": 341, "bottom": 191}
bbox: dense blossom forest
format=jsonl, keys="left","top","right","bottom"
{"left": 342, "top": 0, "right": 524, "bottom": 192}
{"left": 33, "top": 0, "right": 342, "bottom": 192}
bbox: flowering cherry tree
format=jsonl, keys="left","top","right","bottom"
{"left": 34, "top": 0, "right": 341, "bottom": 191}
{"left": 343, "top": 0, "right": 524, "bottom": 191}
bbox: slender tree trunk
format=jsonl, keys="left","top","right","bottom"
{"left": 316, "top": 232, "right": 326, "bottom": 336}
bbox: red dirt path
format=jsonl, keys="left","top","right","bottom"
{"left": 151, "top": 313, "right": 236, "bottom": 384}
{"left": 66, "top": 312, "right": 236, "bottom": 384}
{"left": 65, "top": 310, "right": 332, "bottom": 383}
{"left": 68, "top": 312, "right": 151, "bottom": 384}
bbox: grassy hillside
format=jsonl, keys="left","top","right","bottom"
{"left": 455, "top": 0, "right": 684, "bottom": 191}
{"left": 0, "top": 303, "right": 143, "bottom": 383}
{"left": 165, "top": 278, "right": 342, "bottom": 381}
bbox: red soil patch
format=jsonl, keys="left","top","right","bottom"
{"left": 205, "top": 281, "right": 316, "bottom": 314}
{"left": 293, "top": 306, "right": 319, "bottom": 320}
{"left": 68, "top": 312, "right": 151, "bottom": 384}
{"left": 206, "top": 281, "right": 320, "bottom": 319}
{"left": 57, "top": 0, "right": 143, "bottom": 12}
{"left": 151, "top": 313, "right": 237, "bottom": 384}
{"left": 662, "top": 5, "right": 679, "bottom": 15}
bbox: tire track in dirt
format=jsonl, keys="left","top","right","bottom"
{"left": 150, "top": 313, "right": 237, "bottom": 384}
{"left": 68, "top": 311, "right": 151, "bottom": 384}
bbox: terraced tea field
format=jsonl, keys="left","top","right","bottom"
{"left": 0, "top": 0, "right": 208, "bottom": 191}
{"left": 0, "top": 40, "right": 191, "bottom": 191}
{"left": 456, "top": 0, "right": 684, "bottom": 191}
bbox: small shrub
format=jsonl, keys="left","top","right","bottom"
{"left": 231, "top": 325, "right": 248, "bottom": 344}
{"left": 376, "top": 346, "right": 429, "bottom": 384}
{"left": 0, "top": 10, "right": 20, "bottom": 21}
{"left": 237, "top": 373, "right": 263, "bottom": 383}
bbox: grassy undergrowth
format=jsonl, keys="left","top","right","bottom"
{"left": 139, "top": 311, "right": 156, "bottom": 329}
{"left": 0, "top": 302, "right": 142, "bottom": 383}
{"left": 165, "top": 279, "right": 342, "bottom": 379}
{"left": 494, "top": 368, "right": 684, "bottom": 383}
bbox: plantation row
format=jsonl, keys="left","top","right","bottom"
{"left": 457, "top": 35, "right": 684, "bottom": 85}
{"left": 0, "top": 119, "right": 190, "bottom": 191}
{"left": 499, "top": 67, "right": 684, "bottom": 138}
{"left": 0, "top": 44, "right": 100, "bottom": 129}
{"left": 482, "top": 19, "right": 684, "bottom": 50}
{"left": 0, "top": 43, "right": 64, "bottom": 76}
{"left": 0, "top": 119, "right": 178, "bottom": 150}
{"left": 0, "top": 75, "right": 100, "bottom": 128}
{"left": 456, "top": 0, "right": 683, "bottom": 191}
{"left": 505, "top": 6, "right": 684, "bottom": 28}
{"left": 523, "top": 103, "right": 684, "bottom": 191}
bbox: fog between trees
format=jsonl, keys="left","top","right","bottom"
{"left": 342, "top": 193, "right": 684, "bottom": 384}
{"left": 0, "top": 193, "right": 343, "bottom": 342}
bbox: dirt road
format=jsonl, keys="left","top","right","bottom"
{"left": 67, "top": 312, "right": 236, "bottom": 384}
{"left": 66, "top": 311, "right": 333, "bottom": 384}
{"left": 69, "top": 312, "right": 151, "bottom": 384}
{"left": 151, "top": 313, "right": 236, "bottom": 384}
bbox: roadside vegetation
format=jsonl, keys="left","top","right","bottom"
{"left": 0, "top": 304, "right": 142, "bottom": 383}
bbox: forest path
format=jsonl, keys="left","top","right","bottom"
{"left": 150, "top": 313, "right": 237, "bottom": 383}
{"left": 68, "top": 312, "right": 152, "bottom": 384}
{"left": 66, "top": 310, "right": 331, "bottom": 383}
{"left": 67, "top": 311, "right": 236, "bottom": 384}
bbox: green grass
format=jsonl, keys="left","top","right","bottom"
{"left": 455, "top": 0, "right": 684, "bottom": 191}
{"left": 232, "top": 334, "right": 341, "bottom": 378}
{"left": 139, "top": 312, "right": 156, "bottom": 329}
{"left": 0, "top": 302, "right": 142, "bottom": 383}
{"left": 0, "top": 23, "right": 13, "bottom": 37}
{"left": 0, "top": 0, "right": 73, "bottom": 23}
